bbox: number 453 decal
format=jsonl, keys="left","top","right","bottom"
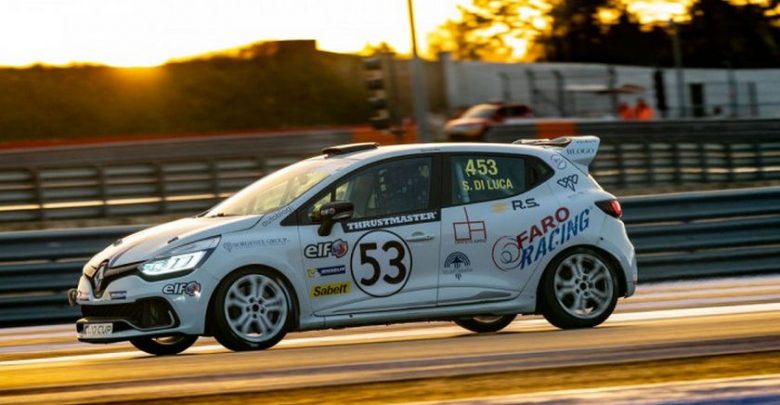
{"left": 350, "top": 230, "right": 413, "bottom": 297}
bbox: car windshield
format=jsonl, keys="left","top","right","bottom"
{"left": 205, "top": 158, "right": 353, "bottom": 217}
{"left": 461, "top": 105, "right": 499, "bottom": 119}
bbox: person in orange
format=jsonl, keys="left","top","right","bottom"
{"left": 617, "top": 102, "right": 634, "bottom": 120}
{"left": 634, "top": 98, "right": 655, "bottom": 120}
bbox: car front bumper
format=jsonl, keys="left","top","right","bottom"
{"left": 74, "top": 272, "right": 210, "bottom": 343}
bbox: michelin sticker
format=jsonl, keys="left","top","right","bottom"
{"left": 307, "top": 265, "right": 347, "bottom": 278}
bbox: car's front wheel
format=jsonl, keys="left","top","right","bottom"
{"left": 455, "top": 314, "right": 516, "bottom": 333}
{"left": 130, "top": 335, "right": 197, "bottom": 355}
{"left": 211, "top": 269, "right": 293, "bottom": 351}
{"left": 540, "top": 248, "right": 619, "bottom": 329}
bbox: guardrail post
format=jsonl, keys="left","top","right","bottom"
{"left": 155, "top": 163, "right": 167, "bottom": 214}
{"left": 643, "top": 142, "right": 655, "bottom": 185}
{"left": 209, "top": 159, "right": 220, "bottom": 205}
{"left": 755, "top": 142, "right": 766, "bottom": 180}
{"left": 29, "top": 168, "right": 46, "bottom": 221}
{"left": 673, "top": 143, "right": 683, "bottom": 185}
{"left": 95, "top": 165, "right": 108, "bottom": 218}
{"left": 698, "top": 142, "right": 709, "bottom": 183}
{"left": 726, "top": 143, "right": 737, "bottom": 183}
{"left": 615, "top": 143, "right": 628, "bottom": 187}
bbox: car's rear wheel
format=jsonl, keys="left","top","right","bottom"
{"left": 454, "top": 314, "right": 516, "bottom": 333}
{"left": 130, "top": 335, "right": 197, "bottom": 356}
{"left": 211, "top": 269, "right": 293, "bottom": 351}
{"left": 540, "top": 248, "right": 619, "bottom": 329}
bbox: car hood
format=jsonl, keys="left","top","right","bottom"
{"left": 444, "top": 117, "right": 489, "bottom": 129}
{"left": 88, "top": 215, "right": 262, "bottom": 268}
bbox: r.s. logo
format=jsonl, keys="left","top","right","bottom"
{"left": 350, "top": 230, "right": 412, "bottom": 297}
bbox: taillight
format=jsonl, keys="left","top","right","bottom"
{"left": 596, "top": 199, "right": 622, "bottom": 218}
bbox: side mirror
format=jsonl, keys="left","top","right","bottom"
{"left": 314, "top": 201, "right": 354, "bottom": 236}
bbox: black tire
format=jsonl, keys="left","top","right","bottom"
{"left": 540, "top": 247, "right": 619, "bottom": 329}
{"left": 211, "top": 268, "right": 293, "bottom": 351}
{"left": 455, "top": 314, "right": 516, "bottom": 333}
{"left": 130, "top": 335, "right": 197, "bottom": 356}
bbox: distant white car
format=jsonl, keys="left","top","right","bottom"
{"left": 73, "top": 137, "right": 637, "bottom": 355}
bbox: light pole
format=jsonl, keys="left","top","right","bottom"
{"left": 407, "top": 0, "right": 431, "bottom": 142}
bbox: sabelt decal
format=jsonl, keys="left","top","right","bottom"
{"left": 310, "top": 282, "right": 351, "bottom": 297}
{"left": 442, "top": 252, "right": 473, "bottom": 280}
{"left": 162, "top": 281, "right": 202, "bottom": 296}
{"left": 307, "top": 265, "right": 347, "bottom": 278}
{"left": 453, "top": 207, "right": 486, "bottom": 244}
{"left": 304, "top": 239, "right": 349, "bottom": 259}
{"left": 492, "top": 207, "right": 591, "bottom": 271}
{"left": 343, "top": 211, "right": 438, "bottom": 233}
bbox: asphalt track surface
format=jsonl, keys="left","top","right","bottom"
{"left": 2, "top": 275, "right": 780, "bottom": 404}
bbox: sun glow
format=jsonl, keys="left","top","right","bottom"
{"left": 0, "top": 0, "right": 470, "bottom": 67}
{"left": 0, "top": 0, "right": 758, "bottom": 67}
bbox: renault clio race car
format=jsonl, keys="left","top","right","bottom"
{"left": 72, "top": 136, "right": 637, "bottom": 355}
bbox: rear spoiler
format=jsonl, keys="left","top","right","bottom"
{"left": 514, "top": 135, "right": 600, "bottom": 172}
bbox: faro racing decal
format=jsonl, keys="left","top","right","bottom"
{"left": 492, "top": 207, "right": 590, "bottom": 271}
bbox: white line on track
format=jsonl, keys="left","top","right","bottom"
{"left": 2, "top": 301, "right": 780, "bottom": 369}
{"left": 413, "top": 373, "right": 780, "bottom": 404}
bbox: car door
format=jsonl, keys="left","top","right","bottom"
{"left": 438, "top": 153, "right": 555, "bottom": 305}
{"left": 298, "top": 155, "right": 442, "bottom": 316}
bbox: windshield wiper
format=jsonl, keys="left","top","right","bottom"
{"left": 208, "top": 212, "right": 234, "bottom": 218}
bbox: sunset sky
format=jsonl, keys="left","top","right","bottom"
{"left": 0, "top": 0, "right": 692, "bottom": 68}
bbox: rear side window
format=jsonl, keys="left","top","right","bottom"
{"left": 449, "top": 155, "right": 551, "bottom": 205}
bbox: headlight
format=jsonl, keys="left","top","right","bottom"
{"left": 139, "top": 236, "right": 220, "bottom": 276}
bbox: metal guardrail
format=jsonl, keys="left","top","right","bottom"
{"left": 0, "top": 186, "right": 778, "bottom": 326}
{"left": 488, "top": 119, "right": 780, "bottom": 188}
{"left": 0, "top": 129, "right": 353, "bottom": 222}
{"left": 1, "top": 120, "right": 779, "bottom": 223}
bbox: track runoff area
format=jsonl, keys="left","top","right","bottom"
{"left": 2, "top": 275, "right": 780, "bottom": 404}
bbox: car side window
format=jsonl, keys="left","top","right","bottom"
{"left": 310, "top": 157, "right": 432, "bottom": 220}
{"left": 450, "top": 155, "right": 549, "bottom": 205}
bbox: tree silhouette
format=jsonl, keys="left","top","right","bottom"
{"left": 428, "top": 0, "right": 780, "bottom": 67}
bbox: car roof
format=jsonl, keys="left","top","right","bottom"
{"left": 325, "top": 142, "right": 552, "bottom": 162}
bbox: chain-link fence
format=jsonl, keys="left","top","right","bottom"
{"left": 497, "top": 66, "right": 760, "bottom": 119}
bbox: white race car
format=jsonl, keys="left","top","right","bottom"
{"left": 73, "top": 137, "right": 637, "bottom": 355}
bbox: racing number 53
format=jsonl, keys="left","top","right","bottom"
{"left": 351, "top": 230, "right": 413, "bottom": 297}
{"left": 359, "top": 241, "right": 406, "bottom": 286}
